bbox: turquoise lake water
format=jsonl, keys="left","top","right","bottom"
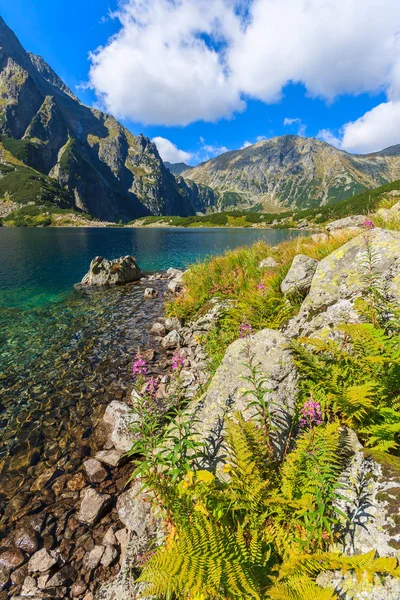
{"left": 0, "top": 226, "right": 308, "bottom": 512}
{"left": 0, "top": 227, "right": 307, "bottom": 308}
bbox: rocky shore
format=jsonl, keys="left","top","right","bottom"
{"left": 0, "top": 258, "right": 232, "bottom": 599}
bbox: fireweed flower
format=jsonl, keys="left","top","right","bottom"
{"left": 133, "top": 356, "right": 147, "bottom": 377}
{"left": 172, "top": 352, "right": 184, "bottom": 371}
{"left": 239, "top": 321, "right": 253, "bottom": 338}
{"left": 300, "top": 399, "right": 323, "bottom": 428}
{"left": 257, "top": 283, "right": 266, "bottom": 291}
{"left": 145, "top": 377, "right": 159, "bottom": 396}
{"left": 362, "top": 219, "right": 374, "bottom": 230}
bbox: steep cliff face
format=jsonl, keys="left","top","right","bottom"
{"left": 0, "top": 17, "right": 211, "bottom": 221}
{"left": 183, "top": 136, "right": 400, "bottom": 212}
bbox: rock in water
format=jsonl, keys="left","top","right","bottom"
{"left": 80, "top": 256, "right": 142, "bottom": 286}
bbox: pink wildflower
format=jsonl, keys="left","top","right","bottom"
{"left": 300, "top": 399, "right": 323, "bottom": 429}
{"left": 171, "top": 352, "right": 184, "bottom": 371}
{"left": 257, "top": 283, "right": 266, "bottom": 291}
{"left": 362, "top": 219, "right": 374, "bottom": 230}
{"left": 239, "top": 321, "right": 253, "bottom": 338}
{"left": 145, "top": 377, "right": 159, "bottom": 396}
{"left": 133, "top": 356, "right": 147, "bottom": 377}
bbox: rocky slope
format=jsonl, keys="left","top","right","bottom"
{"left": 164, "top": 162, "right": 192, "bottom": 176}
{"left": 0, "top": 17, "right": 214, "bottom": 221}
{"left": 183, "top": 136, "right": 400, "bottom": 212}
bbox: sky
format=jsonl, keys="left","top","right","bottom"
{"left": 1, "top": 0, "right": 400, "bottom": 165}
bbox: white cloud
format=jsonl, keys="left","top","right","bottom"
{"left": 241, "top": 135, "right": 267, "bottom": 148}
{"left": 152, "top": 136, "right": 193, "bottom": 163}
{"left": 241, "top": 140, "right": 252, "bottom": 148}
{"left": 317, "top": 102, "right": 400, "bottom": 153}
{"left": 197, "top": 137, "right": 229, "bottom": 161}
{"left": 89, "top": 0, "right": 400, "bottom": 136}
{"left": 284, "top": 117, "right": 306, "bottom": 137}
{"left": 317, "top": 129, "right": 342, "bottom": 148}
{"left": 340, "top": 102, "right": 400, "bottom": 153}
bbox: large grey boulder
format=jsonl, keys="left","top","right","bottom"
{"left": 326, "top": 215, "right": 366, "bottom": 232}
{"left": 116, "top": 482, "right": 155, "bottom": 537}
{"left": 103, "top": 401, "right": 139, "bottom": 453}
{"left": 192, "top": 329, "right": 297, "bottom": 467}
{"left": 81, "top": 256, "right": 142, "bottom": 286}
{"left": 280, "top": 254, "right": 318, "bottom": 296}
{"left": 285, "top": 228, "right": 400, "bottom": 338}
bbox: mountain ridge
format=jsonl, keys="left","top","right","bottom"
{"left": 0, "top": 16, "right": 214, "bottom": 221}
{"left": 182, "top": 135, "right": 400, "bottom": 212}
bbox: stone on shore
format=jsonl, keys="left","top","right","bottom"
{"left": 95, "top": 449, "right": 123, "bottom": 467}
{"left": 103, "top": 401, "right": 139, "bottom": 453}
{"left": 149, "top": 322, "right": 166, "bottom": 337}
{"left": 161, "top": 330, "right": 181, "bottom": 349}
{"left": 0, "top": 549, "right": 25, "bottom": 570}
{"left": 326, "top": 215, "right": 366, "bottom": 232}
{"left": 83, "top": 458, "right": 108, "bottom": 483}
{"left": 77, "top": 488, "right": 112, "bottom": 526}
{"left": 165, "top": 317, "right": 182, "bottom": 332}
{"left": 280, "top": 254, "right": 318, "bottom": 296}
{"left": 28, "top": 548, "right": 57, "bottom": 573}
{"left": 13, "top": 528, "right": 39, "bottom": 555}
{"left": 116, "top": 483, "right": 152, "bottom": 536}
{"left": 81, "top": 256, "right": 142, "bottom": 286}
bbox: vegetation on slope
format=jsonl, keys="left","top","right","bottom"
{"left": 2, "top": 204, "right": 94, "bottom": 227}
{"left": 129, "top": 226, "right": 400, "bottom": 599}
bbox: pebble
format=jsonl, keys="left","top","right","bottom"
{"left": 83, "top": 459, "right": 108, "bottom": 483}
{"left": 100, "top": 544, "right": 118, "bottom": 568}
{"left": 77, "top": 488, "right": 112, "bottom": 526}
{"left": 83, "top": 546, "right": 104, "bottom": 571}
{"left": 14, "top": 528, "right": 39, "bottom": 555}
{"left": 95, "top": 450, "right": 122, "bottom": 467}
{"left": 0, "top": 549, "right": 25, "bottom": 570}
{"left": 28, "top": 548, "right": 58, "bottom": 573}
{"left": 67, "top": 473, "right": 87, "bottom": 491}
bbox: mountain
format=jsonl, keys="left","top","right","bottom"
{"left": 182, "top": 135, "right": 400, "bottom": 212}
{"left": 165, "top": 162, "right": 193, "bottom": 176}
{"left": 0, "top": 17, "right": 214, "bottom": 221}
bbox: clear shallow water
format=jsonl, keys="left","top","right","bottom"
{"left": 0, "top": 226, "right": 307, "bottom": 526}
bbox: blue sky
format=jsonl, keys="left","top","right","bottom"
{"left": 1, "top": 0, "right": 399, "bottom": 164}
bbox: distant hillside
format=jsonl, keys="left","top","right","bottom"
{"left": 183, "top": 136, "right": 400, "bottom": 212}
{"left": 0, "top": 17, "right": 214, "bottom": 221}
{"left": 165, "top": 162, "right": 193, "bottom": 176}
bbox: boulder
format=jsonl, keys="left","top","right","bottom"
{"left": 83, "top": 458, "right": 108, "bottom": 483}
{"left": 168, "top": 280, "right": 183, "bottom": 294}
{"left": 77, "top": 488, "right": 112, "bottom": 526}
{"left": 166, "top": 267, "right": 183, "bottom": 278}
{"left": 191, "top": 329, "right": 297, "bottom": 466}
{"left": 335, "top": 448, "right": 400, "bottom": 556}
{"left": 28, "top": 549, "right": 57, "bottom": 573}
{"left": 103, "top": 401, "right": 139, "bottom": 453}
{"left": 161, "top": 330, "right": 181, "bottom": 349}
{"left": 116, "top": 483, "right": 153, "bottom": 536}
{"left": 326, "top": 215, "right": 366, "bottom": 231}
{"left": 285, "top": 228, "right": 400, "bottom": 338}
{"left": 280, "top": 254, "right": 318, "bottom": 296}
{"left": 390, "top": 200, "right": 400, "bottom": 216}
{"left": 259, "top": 257, "right": 278, "bottom": 268}
{"left": 80, "top": 256, "right": 142, "bottom": 286}
{"left": 144, "top": 288, "right": 158, "bottom": 299}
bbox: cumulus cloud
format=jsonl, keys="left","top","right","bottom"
{"left": 89, "top": 0, "right": 400, "bottom": 141}
{"left": 241, "top": 140, "right": 252, "bottom": 148}
{"left": 284, "top": 118, "right": 306, "bottom": 137}
{"left": 241, "top": 135, "right": 267, "bottom": 149}
{"left": 317, "top": 102, "right": 400, "bottom": 153}
{"left": 152, "top": 136, "right": 193, "bottom": 163}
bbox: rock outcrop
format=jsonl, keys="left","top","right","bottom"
{"left": 285, "top": 228, "right": 400, "bottom": 337}
{"left": 192, "top": 329, "right": 297, "bottom": 468}
{"left": 280, "top": 254, "right": 318, "bottom": 296}
{"left": 80, "top": 256, "right": 143, "bottom": 286}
